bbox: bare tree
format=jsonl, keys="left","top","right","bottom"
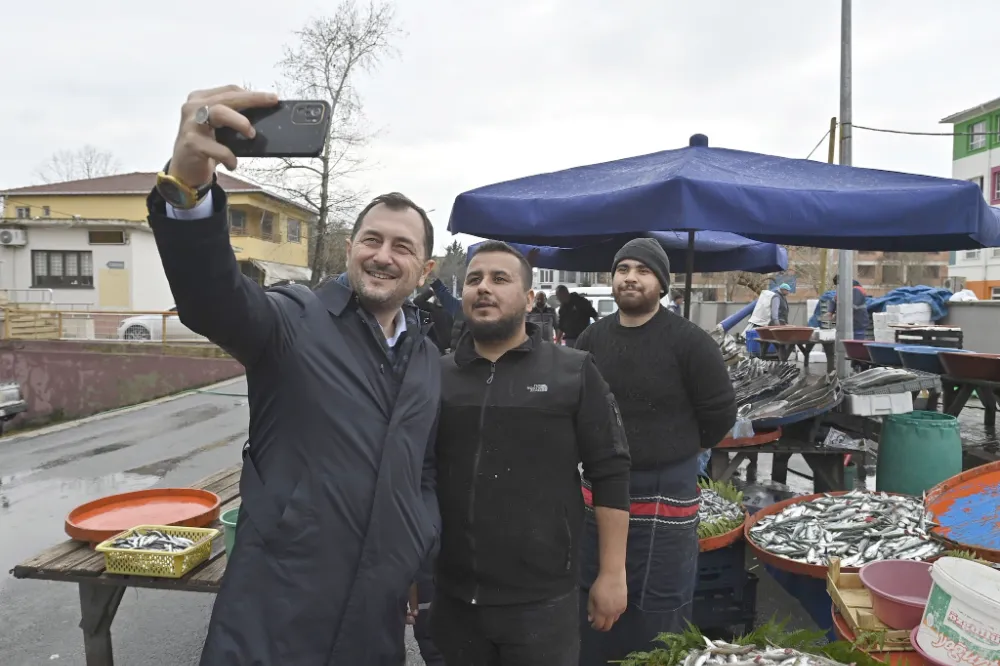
{"left": 242, "top": 0, "right": 402, "bottom": 286}
{"left": 34, "top": 145, "right": 120, "bottom": 184}
{"left": 878, "top": 252, "right": 939, "bottom": 289}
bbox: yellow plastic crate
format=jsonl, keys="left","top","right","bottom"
{"left": 95, "top": 525, "right": 219, "bottom": 579}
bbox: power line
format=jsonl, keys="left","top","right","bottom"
{"left": 854, "top": 124, "right": 994, "bottom": 137}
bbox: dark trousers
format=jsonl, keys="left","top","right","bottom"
{"left": 415, "top": 580, "right": 445, "bottom": 665}
{"left": 430, "top": 591, "right": 579, "bottom": 666}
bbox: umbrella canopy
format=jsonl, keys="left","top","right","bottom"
{"left": 466, "top": 231, "right": 788, "bottom": 274}
{"left": 449, "top": 135, "right": 1000, "bottom": 252}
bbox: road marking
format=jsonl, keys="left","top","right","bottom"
{"left": 1, "top": 375, "right": 247, "bottom": 443}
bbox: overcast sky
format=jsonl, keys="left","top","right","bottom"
{"left": 1, "top": 0, "right": 996, "bottom": 253}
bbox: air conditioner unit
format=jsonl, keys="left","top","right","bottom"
{"left": 944, "top": 276, "right": 966, "bottom": 291}
{"left": 0, "top": 229, "right": 27, "bottom": 246}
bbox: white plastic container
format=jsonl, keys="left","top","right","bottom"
{"left": 844, "top": 392, "right": 912, "bottom": 417}
{"left": 916, "top": 557, "right": 1000, "bottom": 666}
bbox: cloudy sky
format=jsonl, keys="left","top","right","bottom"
{"left": 1, "top": 0, "right": 996, "bottom": 253}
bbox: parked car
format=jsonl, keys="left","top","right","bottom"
{"left": 117, "top": 306, "right": 205, "bottom": 342}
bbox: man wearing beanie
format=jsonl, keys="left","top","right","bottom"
{"left": 574, "top": 237, "right": 737, "bottom": 665}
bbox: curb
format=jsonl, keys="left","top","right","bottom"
{"left": 1, "top": 375, "right": 248, "bottom": 443}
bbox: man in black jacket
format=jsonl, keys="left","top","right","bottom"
{"left": 575, "top": 238, "right": 738, "bottom": 666}
{"left": 431, "top": 241, "right": 632, "bottom": 666}
{"left": 555, "top": 284, "right": 601, "bottom": 347}
{"left": 146, "top": 86, "right": 439, "bottom": 665}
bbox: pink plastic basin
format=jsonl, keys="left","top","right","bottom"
{"left": 859, "top": 560, "right": 933, "bottom": 630}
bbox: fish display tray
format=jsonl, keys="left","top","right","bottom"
{"left": 692, "top": 572, "right": 758, "bottom": 635}
{"left": 846, "top": 370, "right": 942, "bottom": 396}
{"left": 95, "top": 525, "right": 220, "bottom": 579}
{"left": 699, "top": 513, "right": 748, "bottom": 553}
{"left": 716, "top": 428, "right": 782, "bottom": 449}
{"left": 697, "top": 540, "right": 748, "bottom": 594}
{"left": 827, "top": 559, "right": 913, "bottom": 650}
{"left": 925, "top": 460, "right": 1000, "bottom": 563}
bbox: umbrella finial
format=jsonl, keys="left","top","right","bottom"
{"left": 689, "top": 134, "right": 709, "bottom": 147}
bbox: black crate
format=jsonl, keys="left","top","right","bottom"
{"left": 697, "top": 541, "right": 747, "bottom": 595}
{"left": 894, "top": 327, "right": 963, "bottom": 349}
{"left": 693, "top": 572, "right": 758, "bottom": 636}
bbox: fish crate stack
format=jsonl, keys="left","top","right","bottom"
{"left": 872, "top": 304, "right": 932, "bottom": 343}
{"left": 693, "top": 541, "right": 758, "bottom": 634}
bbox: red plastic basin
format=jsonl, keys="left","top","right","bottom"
{"left": 859, "top": 559, "right": 933, "bottom": 630}
{"left": 939, "top": 351, "right": 1000, "bottom": 382}
{"left": 843, "top": 339, "right": 871, "bottom": 362}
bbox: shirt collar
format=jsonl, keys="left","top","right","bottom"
{"left": 384, "top": 308, "right": 407, "bottom": 348}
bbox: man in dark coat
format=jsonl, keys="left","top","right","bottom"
{"left": 432, "top": 241, "right": 632, "bottom": 665}
{"left": 147, "top": 87, "right": 441, "bottom": 665}
{"left": 554, "top": 284, "right": 601, "bottom": 347}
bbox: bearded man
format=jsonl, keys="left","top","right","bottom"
{"left": 431, "top": 241, "right": 631, "bottom": 666}
{"left": 574, "top": 238, "right": 737, "bottom": 665}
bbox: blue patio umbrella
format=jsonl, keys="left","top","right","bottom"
{"left": 467, "top": 230, "right": 788, "bottom": 274}
{"left": 449, "top": 135, "right": 1000, "bottom": 252}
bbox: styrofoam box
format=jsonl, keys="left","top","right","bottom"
{"left": 873, "top": 329, "right": 896, "bottom": 343}
{"left": 844, "top": 392, "right": 913, "bottom": 416}
{"left": 887, "top": 303, "right": 932, "bottom": 316}
{"left": 873, "top": 312, "right": 892, "bottom": 329}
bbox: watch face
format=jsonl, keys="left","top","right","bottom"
{"left": 159, "top": 179, "right": 192, "bottom": 208}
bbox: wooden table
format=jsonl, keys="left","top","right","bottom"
{"left": 941, "top": 375, "right": 1000, "bottom": 427}
{"left": 10, "top": 465, "right": 241, "bottom": 666}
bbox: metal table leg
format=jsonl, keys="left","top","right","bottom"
{"left": 79, "top": 583, "right": 125, "bottom": 666}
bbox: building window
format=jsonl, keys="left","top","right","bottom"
{"left": 261, "top": 212, "right": 274, "bottom": 241}
{"left": 88, "top": 230, "right": 126, "bottom": 245}
{"left": 229, "top": 209, "right": 247, "bottom": 234}
{"left": 538, "top": 269, "right": 553, "bottom": 283}
{"left": 970, "top": 121, "right": 987, "bottom": 150}
{"left": 287, "top": 219, "right": 301, "bottom": 243}
{"left": 992, "top": 248, "right": 1000, "bottom": 258}
{"left": 32, "top": 250, "right": 94, "bottom": 288}
{"left": 15, "top": 207, "right": 29, "bottom": 219}
{"left": 993, "top": 287, "right": 1000, "bottom": 301}
{"left": 881, "top": 265, "right": 902, "bottom": 284}
{"left": 42, "top": 206, "right": 50, "bottom": 217}
{"left": 965, "top": 249, "right": 981, "bottom": 260}
{"left": 857, "top": 264, "right": 876, "bottom": 278}
{"left": 559, "top": 270, "right": 577, "bottom": 283}
{"left": 969, "top": 176, "right": 985, "bottom": 192}
{"left": 908, "top": 265, "right": 941, "bottom": 282}
{"left": 991, "top": 167, "right": 1000, "bottom": 205}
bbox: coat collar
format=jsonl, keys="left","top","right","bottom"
{"left": 316, "top": 272, "right": 429, "bottom": 331}
{"left": 454, "top": 322, "right": 542, "bottom": 367}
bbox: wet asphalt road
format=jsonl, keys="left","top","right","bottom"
{"left": 0, "top": 376, "right": 811, "bottom": 665}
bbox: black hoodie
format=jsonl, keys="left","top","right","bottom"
{"left": 435, "top": 324, "right": 630, "bottom": 605}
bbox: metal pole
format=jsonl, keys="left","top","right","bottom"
{"left": 836, "top": 0, "right": 855, "bottom": 377}
{"left": 683, "top": 231, "right": 695, "bottom": 319}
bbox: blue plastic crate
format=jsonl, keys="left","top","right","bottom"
{"left": 697, "top": 541, "right": 747, "bottom": 595}
{"left": 693, "top": 572, "right": 758, "bottom": 636}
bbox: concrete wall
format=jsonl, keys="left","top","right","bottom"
{"left": 0, "top": 340, "right": 243, "bottom": 429}
{"left": 128, "top": 231, "right": 175, "bottom": 311}
{"left": 940, "top": 301, "right": 1000, "bottom": 354}
{"left": 688, "top": 300, "right": 810, "bottom": 332}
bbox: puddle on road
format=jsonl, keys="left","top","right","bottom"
{"left": 0, "top": 472, "right": 159, "bottom": 569}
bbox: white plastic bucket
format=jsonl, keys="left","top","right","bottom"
{"left": 916, "top": 557, "right": 1000, "bottom": 666}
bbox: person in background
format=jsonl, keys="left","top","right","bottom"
{"left": 667, "top": 292, "right": 684, "bottom": 315}
{"left": 148, "top": 87, "right": 440, "bottom": 665}
{"left": 555, "top": 284, "right": 601, "bottom": 348}
{"left": 531, "top": 291, "right": 556, "bottom": 315}
{"left": 830, "top": 274, "right": 870, "bottom": 340}
{"left": 574, "top": 238, "right": 738, "bottom": 666}
{"left": 770, "top": 283, "right": 791, "bottom": 325}
{"left": 432, "top": 241, "right": 631, "bottom": 666}
{"left": 415, "top": 288, "right": 456, "bottom": 355}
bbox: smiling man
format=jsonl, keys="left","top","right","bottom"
{"left": 431, "top": 241, "right": 631, "bottom": 666}
{"left": 147, "top": 86, "right": 442, "bottom": 665}
{"left": 575, "top": 238, "right": 737, "bottom": 665}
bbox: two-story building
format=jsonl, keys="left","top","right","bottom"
{"left": 941, "top": 97, "right": 1000, "bottom": 299}
{"left": 0, "top": 172, "right": 314, "bottom": 310}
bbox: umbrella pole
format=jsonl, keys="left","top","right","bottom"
{"left": 683, "top": 231, "right": 695, "bottom": 319}
{"left": 835, "top": 0, "right": 855, "bottom": 377}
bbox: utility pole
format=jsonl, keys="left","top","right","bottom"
{"left": 835, "top": 0, "right": 855, "bottom": 377}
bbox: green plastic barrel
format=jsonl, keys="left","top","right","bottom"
{"left": 221, "top": 507, "right": 240, "bottom": 559}
{"left": 844, "top": 462, "right": 857, "bottom": 490}
{"left": 876, "top": 411, "right": 962, "bottom": 496}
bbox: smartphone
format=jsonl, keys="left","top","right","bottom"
{"left": 215, "top": 100, "right": 332, "bottom": 158}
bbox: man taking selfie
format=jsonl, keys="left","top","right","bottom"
{"left": 431, "top": 241, "right": 631, "bottom": 666}
{"left": 147, "top": 86, "right": 441, "bottom": 665}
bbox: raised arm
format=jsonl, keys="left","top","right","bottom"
{"left": 428, "top": 278, "right": 462, "bottom": 317}
{"left": 147, "top": 86, "right": 295, "bottom": 368}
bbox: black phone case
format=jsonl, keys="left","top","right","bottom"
{"left": 215, "top": 100, "right": 332, "bottom": 158}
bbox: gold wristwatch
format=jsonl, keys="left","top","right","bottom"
{"left": 155, "top": 162, "right": 216, "bottom": 210}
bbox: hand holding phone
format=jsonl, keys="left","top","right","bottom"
{"left": 215, "top": 100, "right": 332, "bottom": 159}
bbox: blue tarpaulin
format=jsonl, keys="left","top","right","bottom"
{"left": 449, "top": 135, "right": 1000, "bottom": 252}
{"left": 467, "top": 231, "right": 788, "bottom": 274}
{"left": 808, "top": 285, "right": 953, "bottom": 327}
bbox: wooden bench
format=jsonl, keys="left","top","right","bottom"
{"left": 10, "top": 465, "right": 241, "bottom": 666}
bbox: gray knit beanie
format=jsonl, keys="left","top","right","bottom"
{"left": 612, "top": 238, "right": 671, "bottom": 296}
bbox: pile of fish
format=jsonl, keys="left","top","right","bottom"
{"left": 728, "top": 358, "right": 800, "bottom": 408}
{"left": 679, "top": 638, "right": 850, "bottom": 666}
{"left": 743, "top": 371, "right": 842, "bottom": 422}
{"left": 108, "top": 530, "right": 197, "bottom": 552}
{"left": 749, "top": 489, "right": 947, "bottom": 567}
{"left": 841, "top": 367, "right": 920, "bottom": 393}
{"left": 698, "top": 483, "right": 745, "bottom": 538}
{"left": 711, "top": 325, "right": 742, "bottom": 365}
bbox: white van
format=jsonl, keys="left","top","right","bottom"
{"left": 541, "top": 286, "right": 673, "bottom": 320}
